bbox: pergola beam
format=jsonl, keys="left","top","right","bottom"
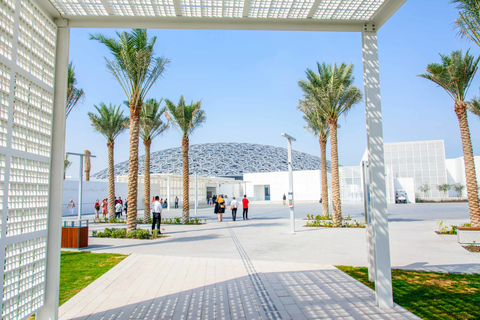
{"left": 370, "top": 0, "right": 408, "bottom": 30}
{"left": 31, "top": 0, "right": 406, "bottom": 32}
{"left": 65, "top": 16, "right": 368, "bottom": 31}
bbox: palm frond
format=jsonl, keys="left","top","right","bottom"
{"left": 468, "top": 94, "right": 480, "bottom": 117}
{"left": 452, "top": 0, "right": 480, "bottom": 47}
{"left": 87, "top": 102, "right": 129, "bottom": 143}
{"left": 140, "top": 98, "right": 169, "bottom": 142}
{"left": 66, "top": 61, "right": 85, "bottom": 117}
{"left": 298, "top": 62, "right": 362, "bottom": 123}
{"left": 418, "top": 49, "right": 480, "bottom": 101}
{"left": 165, "top": 95, "right": 206, "bottom": 137}
{"left": 297, "top": 98, "right": 329, "bottom": 140}
{"left": 91, "top": 29, "right": 171, "bottom": 108}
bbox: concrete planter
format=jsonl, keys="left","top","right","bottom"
{"left": 457, "top": 227, "right": 480, "bottom": 244}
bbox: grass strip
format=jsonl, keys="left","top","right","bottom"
{"left": 337, "top": 266, "right": 480, "bottom": 320}
{"left": 60, "top": 251, "right": 127, "bottom": 305}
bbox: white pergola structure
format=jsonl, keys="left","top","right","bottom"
{"left": 0, "top": 0, "right": 406, "bottom": 319}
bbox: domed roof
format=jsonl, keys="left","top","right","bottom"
{"left": 92, "top": 143, "right": 330, "bottom": 179}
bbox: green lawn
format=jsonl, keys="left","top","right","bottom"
{"left": 337, "top": 266, "right": 480, "bottom": 320}
{"left": 60, "top": 251, "right": 127, "bottom": 305}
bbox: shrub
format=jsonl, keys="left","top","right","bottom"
{"left": 103, "top": 228, "right": 113, "bottom": 237}
{"left": 112, "top": 229, "right": 127, "bottom": 238}
{"left": 126, "top": 230, "right": 137, "bottom": 238}
{"left": 135, "top": 229, "right": 150, "bottom": 239}
{"left": 152, "top": 229, "right": 159, "bottom": 238}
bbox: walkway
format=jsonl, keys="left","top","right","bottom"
{"left": 58, "top": 202, "right": 480, "bottom": 319}
{"left": 60, "top": 221, "right": 418, "bottom": 320}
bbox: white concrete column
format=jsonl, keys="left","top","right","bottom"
{"left": 37, "top": 21, "right": 70, "bottom": 320}
{"left": 287, "top": 139, "right": 295, "bottom": 233}
{"left": 195, "top": 172, "right": 198, "bottom": 215}
{"left": 362, "top": 31, "right": 393, "bottom": 309}
{"left": 167, "top": 176, "right": 170, "bottom": 211}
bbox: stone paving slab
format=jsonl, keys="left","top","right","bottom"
{"left": 81, "top": 203, "right": 480, "bottom": 274}
{"left": 59, "top": 255, "right": 418, "bottom": 320}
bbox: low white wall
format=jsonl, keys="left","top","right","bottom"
{"left": 445, "top": 156, "right": 480, "bottom": 199}
{"left": 244, "top": 170, "right": 324, "bottom": 202}
{"left": 63, "top": 179, "right": 128, "bottom": 216}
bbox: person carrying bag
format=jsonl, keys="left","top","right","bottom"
{"left": 214, "top": 195, "right": 225, "bottom": 222}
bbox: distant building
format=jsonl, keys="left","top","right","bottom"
{"left": 85, "top": 140, "right": 479, "bottom": 207}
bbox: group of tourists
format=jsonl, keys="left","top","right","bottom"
{"left": 214, "top": 194, "right": 249, "bottom": 222}
{"left": 151, "top": 196, "right": 179, "bottom": 209}
{"left": 91, "top": 197, "right": 128, "bottom": 220}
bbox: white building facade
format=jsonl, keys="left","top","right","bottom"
{"left": 243, "top": 140, "right": 477, "bottom": 204}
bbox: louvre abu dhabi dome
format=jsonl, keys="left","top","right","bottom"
{"left": 92, "top": 143, "right": 330, "bottom": 179}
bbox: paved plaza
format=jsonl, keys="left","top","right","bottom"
{"left": 59, "top": 202, "right": 480, "bottom": 319}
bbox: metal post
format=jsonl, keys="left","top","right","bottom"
{"left": 362, "top": 30, "right": 393, "bottom": 308}
{"left": 78, "top": 155, "right": 83, "bottom": 220}
{"left": 37, "top": 21, "right": 69, "bottom": 320}
{"left": 282, "top": 133, "right": 296, "bottom": 234}
{"left": 66, "top": 152, "right": 96, "bottom": 221}
{"left": 167, "top": 176, "right": 170, "bottom": 211}
{"left": 195, "top": 172, "right": 198, "bottom": 215}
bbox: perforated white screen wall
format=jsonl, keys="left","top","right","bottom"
{"left": 0, "top": 0, "right": 56, "bottom": 318}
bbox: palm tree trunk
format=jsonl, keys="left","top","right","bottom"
{"left": 144, "top": 139, "right": 152, "bottom": 221}
{"left": 127, "top": 105, "right": 141, "bottom": 232}
{"left": 319, "top": 138, "right": 329, "bottom": 216}
{"left": 455, "top": 100, "right": 480, "bottom": 227}
{"left": 329, "top": 119, "right": 342, "bottom": 226}
{"left": 108, "top": 141, "right": 115, "bottom": 220}
{"left": 182, "top": 135, "right": 189, "bottom": 223}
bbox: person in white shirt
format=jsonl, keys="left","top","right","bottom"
{"left": 115, "top": 202, "right": 123, "bottom": 219}
{"left": 67, "top": 199, "right": 75, "bottom": 216}
{"left": 230, "top": 197, "right": 238, "bottom": 221}
{"left": 151, "top": 196, "right": 163, "bottom": 232}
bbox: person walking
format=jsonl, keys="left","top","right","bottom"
{"left": 242, "top": 195, "right": 249, "bottom": 220}
{"left": 230, "top": 197, "right": 238, "bottom": 221}
{"left": 283, "top": 193, "right": 286, "bottom": 205}
{"left": 164, "top": 198, "right": 168, "bottom": 208}
{"left": 115, "top": 201, "right": 123, "bottom": 219}
{"left": 214, "top": 195, "right": 225, "bottom": 222}
{"left": 224, "top": 195, "right": 229, "bottom": 206}
{"left": 101, "top": 198, "right": 108, "bottom": 219}
{"left": 124, "top": 198, "right": 128, "bottom": 216}
{"left": 175, "top": 196, "right": 179, "bottom": 209}
{"left": 212, "top": 194, "right": 217, "bottom": 204}
{"left": 94, "top": 199, "right": 100, "bottom": 221}
{"left": 151, "top": 196, "right": 162, "bottom": 232}
{"left": 67, "top": 199, "right": 75, "bottom": 216}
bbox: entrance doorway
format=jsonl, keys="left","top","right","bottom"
{"left": 265, "top": 185, "right": 271, "bottom": 200}
{"left": 254, "top": 185, "right": 271, "bottom": 201}
{"left": 207, "top": 187, "right": 216, "bottom": 202}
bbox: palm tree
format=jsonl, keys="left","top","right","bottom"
{"left": 88, "top": 103, "right": 129, "bottom": 219}
{"left": 91, "top": 29, "right": 170, "bottom": 231}
{"left": 452, "top": 0, "right": 480, "bottom": 48}
{"left": 299, "top": 62, "right": 362, "bottom": 226}
{"left": 84, "top": 150, "right": 92, "bottom": 181}
{"left": 66, "top": 61, "right": 85, "bottom": 118}
{"left": 297, "top": 98, "right": 330, "bottom": 216}
{"left": 165, "top": 95, "right": 206, "bottom": 223}
{"left": 418, "top": 50, "right": 480, "bottom": 227}
{"left": 140, "top": 98, "right": 169, "bottom": 221}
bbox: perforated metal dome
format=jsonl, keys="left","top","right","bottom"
{"left": 92, "top": 142, "right": 330, "bottom": 179}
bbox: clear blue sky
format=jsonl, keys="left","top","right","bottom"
{"left": 65, "top": 0, "right": 480, "bottom": 177}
